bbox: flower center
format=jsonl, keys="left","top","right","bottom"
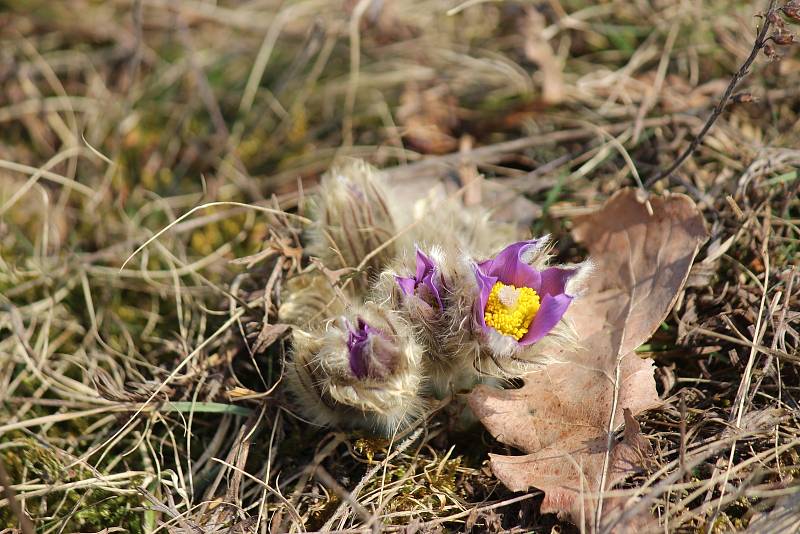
{"left": 483, "top": 281, "right": 540, "bottom": 340}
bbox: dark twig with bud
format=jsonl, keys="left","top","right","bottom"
{"left": 784, "top": 1, "right": 800, "bottom": 21}
{"left": 645, "top": 0, "right": 793, "bottom": 189}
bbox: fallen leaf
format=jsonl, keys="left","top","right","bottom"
{"left": 469, "top": 189, "right": 708, "bottom": 530}
{"left": 252, "top": 322, "right": 290, "bottom": 354}
{"left": 744, "top": 490, "right": 800, "bottom": 533}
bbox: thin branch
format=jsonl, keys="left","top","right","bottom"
{"left": 645, "top": 0, "right": 779, "bottom": 189}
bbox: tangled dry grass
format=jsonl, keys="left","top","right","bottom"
{"left": 1, "top": 0, "right": 798, "bottom": 532}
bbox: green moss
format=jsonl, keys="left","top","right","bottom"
{"left": 1, "top": 444, "right": 146, "bottom": 532}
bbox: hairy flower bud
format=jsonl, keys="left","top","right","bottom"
{"left": 305, "top": 159, "right": 397, "bottom": 294}
{"left": 286, "top": 302, "right": 425, "bottom": 434}
{"left": 346, "top": 317, "right": 405, "bottom": 379}
{"left": 278, "top": 271, "right": 342, "bottom": 328}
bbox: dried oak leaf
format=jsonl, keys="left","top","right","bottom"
{"left": 744, "top": 490, "right": 800, "bottom": 533}
{"left": 468, "top": 189, "right": 708, "bottom": 528}
{"left": 252, "top": 323, "right": 291, "bottom": 354}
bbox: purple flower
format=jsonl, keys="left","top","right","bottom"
{"left": 395, "top": 248, "right": 444, "bottom": 311}
{"left": 474, "top": 240, "right": 577, "bottom": 345}
{"left": 346, "top": 318, "right": 397, "bottom": 379}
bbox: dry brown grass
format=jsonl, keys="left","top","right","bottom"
{"left": 1, "top": 0, "right": 798, "bottom": 532}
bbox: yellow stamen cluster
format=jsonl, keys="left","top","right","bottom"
{"left": 483, "top": 281, "right": 540, "bottom": 340}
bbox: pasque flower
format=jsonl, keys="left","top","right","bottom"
{"left": 395, "top": 248, "right": 444, "bottom": 311}
{"left": 474, "top": 240, "right": 577, "bottom": 345}
{"left": 286, "top": 304, "right": 425, "bottom": 434}
{"left": 305, "top": 160, "right": 398, "bottom": 295}
{"left": 347, "top": 318, "right": 400, "bottom": 379}
{"left": 283, "top": 159, "right": 592, "bottom": 432}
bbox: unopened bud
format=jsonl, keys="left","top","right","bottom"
{"left": 346, "top": 318, "right": 400, "bottom": 380}
{"left": 784, "top": 5, "right": 800, "bottom": 22}
{"left": 768, "top": 10, "right": 785, "bottom": 29}
{"left": 771, "top": 32, "right": 796, "bottom": 45}
{"left": 307, "top": 160, "right": 398, "bottom": 293}
{"left": 763, "top": 42, "right": 777, "bottom": 57}
{"left": 731, "top": 93, "right": 757, "bottom": 104}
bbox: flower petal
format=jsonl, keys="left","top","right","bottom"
{"left": 395, "top": 275, "right": 417, "bottom": 297}
{"left": 416, "top": 249, "right": 444, "bottom": 309}
{"left": 473, "top": 266, "right": 498, "bottom": 330}
{"left": 347, "top": 318, "right": 378, "bottom": 378}
{"left": 518, "top": 293, "right": 573, "bottom": 345}
{"left": 539, "top": 266, "right": 577, "bottom": 297}
{"left": 420, "top": 272, "right": 443, "bottom": 311}
{"left": 415, "top": 248, "right": 435, "bottom": 280}
{"left": 478, "top": 240, "right": 543, "bottom": 290}
{"left": 396, "top": 248, "right": 444, "bottom": 310}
